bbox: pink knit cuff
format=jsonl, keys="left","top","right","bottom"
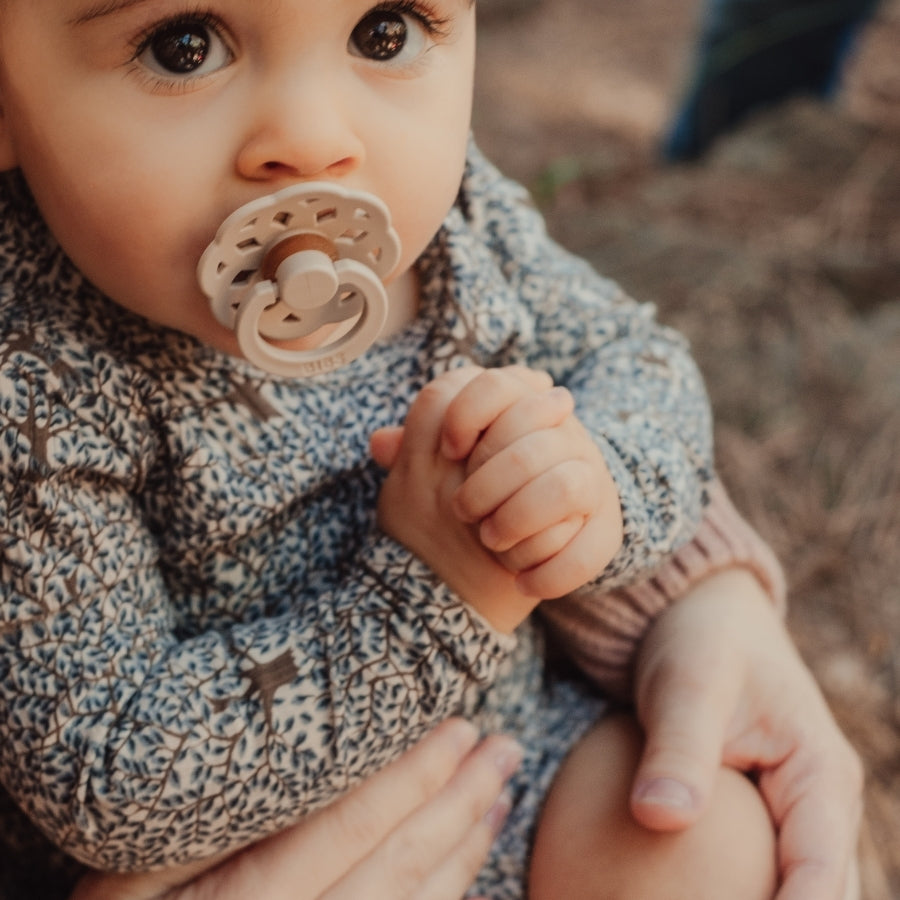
{"left": 539, "top": 480, "right": 786, "bottom": 698}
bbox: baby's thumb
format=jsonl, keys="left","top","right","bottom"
{"left": 370, "top": 426, "right": 405, "bottom": 469}
{"left": 630, "top": 674, "right": 730, "bottom": 832}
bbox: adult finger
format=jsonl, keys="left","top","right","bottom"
{"left": 323, "top": 734, "right": 523, "bottom": 900}
{"left": 74, "top": 722, "right": 502, "bottom": 900}
{"left": 762, "top": 708, "right": 864, "bottom": 900}
{"left": 630, "top": 638, "right": 739, "bottom": 831}
{"left": 409, "top": 792, "right": 512, "bottom": 900}
{"left": 275, "top": 720, "right": 485, "bottom": 896}
{"left": 157, "top": 720, "right": 485, "bottom": 900}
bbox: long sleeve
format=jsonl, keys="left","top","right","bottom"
{"left": 539, "top": 479, "right": 786, "bottom": 698}
{"left": 446, "top": 147, "right": 715, "bottom": 584}
{"left": 0, "top": 146, "right": 715, "bottom": 877}
{"left": 0, "top": 289, "right": 515, "bottom": 872}
{"left": 0, "top": 459, "right": 513, "bottom": 870}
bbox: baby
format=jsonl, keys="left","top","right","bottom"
{"left": 0, "top": 3, "right": 852, "bottom": 899}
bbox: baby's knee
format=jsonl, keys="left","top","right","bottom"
{"left": 528, "top": 715, "right": 776, "bottom": 900}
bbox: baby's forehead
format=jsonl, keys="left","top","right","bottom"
{"left": 44, "top": 0, "right": 476, "bottom": 23}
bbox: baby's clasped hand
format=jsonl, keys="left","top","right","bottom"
{"left": 441, "top": 365, "right": 624, "bottom": 599}
{"left": 372, "top": 367, "right": 539, "bottom": 633}
{"left": 373, "top": 365, "right": 625, "bottom": 624}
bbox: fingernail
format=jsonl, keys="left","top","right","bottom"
{"left": 492, "top": 739, "right": 524, "bottom": 779}
{"left": 443, "top": 718, "right": 479, "bottom": 755}
{"left": 480, "top": 519, "right": 499, "bottom": 550}
{"left": 484, "top": 790, "right": 513, "bottom": 835}
{"left": 634, "top": 778, "right": 697, "bottom": 811}
{"left": 440, "top": 436, "right": 460, "bottom": 460}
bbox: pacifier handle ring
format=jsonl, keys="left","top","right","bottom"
{"left": 235, "top": 261, "right": 388, "bottom": 378}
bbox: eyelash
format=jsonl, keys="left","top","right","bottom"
{"left": 126, "top": 6, "right": 230, "bottom": 90}
{"left": 369, "top": 0, "right": 452, "bottom": 38}
{"left": 123, "top": 0, "right": 452, "bottom": 92}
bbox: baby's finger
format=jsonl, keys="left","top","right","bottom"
{"left": 324, "top": 735, "right": 523, "bottom": 900}
{"left": 494, "top": 516, "right": 584, "bottom": 575}
{"left": 514, "top": 513, "right": 623, "bottom": 599}
{"left": 453, "top": 427, "right": 571, "bottom": 524}
{"left": 441, "top": 367, "right": 554, "bottom": 461}
{"left": 465, "top": 387, "right": 574, "bottom": 475}
{"left": 370, "top": 426, "right": 405, "bottom": 469}
{"left": 401, "top": 368, "right": 485, "bottom": 457}
{"left": 479, "top": 460, "right": 602, "bottom": 553}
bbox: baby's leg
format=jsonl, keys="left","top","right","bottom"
{"left": 529, "top": 714, "right": 777, "bottom": 900}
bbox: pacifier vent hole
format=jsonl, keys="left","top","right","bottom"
{"left": 273, "top": 211, "right": 293, "bottom": 227}
{"left": 316, "top": 207, "right": 338, "bottom": 224}
{"left": 232, "top": 269, "right": 256, "bottom": 286}
{"left": 237, "top": 237, "right": 262, "bottom": 251}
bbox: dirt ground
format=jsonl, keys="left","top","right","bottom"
{"left": 474, "top": 1, "right": 900, "bottom": 897}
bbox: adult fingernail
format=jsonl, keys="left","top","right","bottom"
{"left": 634, "top": 778, "right": 697, "bottom": 811}
{"left": 484, "top": 790, "right": 513, "bottom": 835}
{"left": 443, "top": 719, "right": 480, "bottom": 755}
{"left": 492, "top": 739, "right": 524, "bottom": 779}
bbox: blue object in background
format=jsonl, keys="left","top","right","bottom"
{"left": 664, "top": 0, "right": 881, "bottom": 160}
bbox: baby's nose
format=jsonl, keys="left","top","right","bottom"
{"left": 236, "top": 77, "right": 365, "bottom": 181}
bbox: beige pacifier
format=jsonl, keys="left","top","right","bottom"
{"left": 198, "top": 182, "right": 401, "bottom": 377}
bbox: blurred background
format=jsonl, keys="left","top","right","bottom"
{"left": 473, "top": 1, "right": 899, "bottom": 897}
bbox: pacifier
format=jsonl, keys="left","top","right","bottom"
{"left": 198, "top": 182, "right": 401, "bottom": 377}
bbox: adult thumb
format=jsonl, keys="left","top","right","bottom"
{"left": 630, "top": 654, "right": 735, "bottom": 832}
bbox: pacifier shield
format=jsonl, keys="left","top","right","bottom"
{"left": 198, "top": 182, "right": 401, "bottom": 377}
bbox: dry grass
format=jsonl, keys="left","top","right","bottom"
{"left": 475, "top": 2, "right": 900, "bottom": 896}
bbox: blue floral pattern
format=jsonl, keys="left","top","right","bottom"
{"left": 0, "top": 144, "right": 712, "bottom": 898}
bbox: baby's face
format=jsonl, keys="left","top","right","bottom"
{"left": 0, "top": 0, "right": 475, "bottom": 357}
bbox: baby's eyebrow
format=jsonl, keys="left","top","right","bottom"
{"left": 69, "top": 0, "right": 152, "bottom": 26}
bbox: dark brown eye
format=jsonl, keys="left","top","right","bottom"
{"left": 350, "top": 11, "right": 409, "bottom": 61}
{"left": 148, "top": 23, "right": 211, "bottom": 73}
{"left": 136, "top": 17, "right": 232, "bottom": 80}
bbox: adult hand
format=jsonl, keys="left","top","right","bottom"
{"left": 630, "top": 568, "right": 863, "bottom": 900}
{"left": 72, "top": 719, "right": 521, "bottom": 900}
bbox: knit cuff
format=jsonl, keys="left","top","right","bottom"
{"left": 538, "top": 479, "right": 786, "bottom": 698}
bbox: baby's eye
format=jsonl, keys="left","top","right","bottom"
{"left": 349, "top": 8, "right": 431, "bottom": 64}
{"left": 136, "top": 16, "right": 232, "bottom": 78}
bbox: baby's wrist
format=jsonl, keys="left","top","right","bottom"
{"left": 453, "top": 575, "right": 542, "bottom": 634}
